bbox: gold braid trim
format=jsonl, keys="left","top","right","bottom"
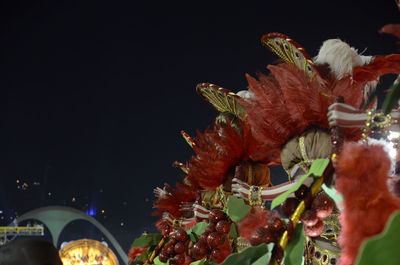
{"left": 299, "top": 135, "right": 314, "bottom": 168}
{"left": 304, "top": 236, "right": 340, "bottom": 265}
{"left": 286, "top": 135, "right": 315, "bottom": 180}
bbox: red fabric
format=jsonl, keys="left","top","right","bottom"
{"left": 335, "top": 142, "right": 400, "bottom": 265}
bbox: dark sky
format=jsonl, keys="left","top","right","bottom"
{"left": 1, "top": 0, "right": 399, "bottom": 260}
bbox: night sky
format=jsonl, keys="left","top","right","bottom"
{"left": 1, "top": 0, "right": 400, "bottom": 262}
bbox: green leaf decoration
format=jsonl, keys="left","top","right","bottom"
{"left": 322, "top": 183, "right": 343, "bottom": 211}
{"left": 217, "top": 243, "right": 272, "bottom": 265}
{"left": 283, "top": 223, "right": 305, "bottom": 265}
{"left": 271, "top": 172, "right": 309, "bottom": 210}
{"left": 271, "top": 158, "right": 330, "bottom": 209}
{"left": 229, "top": 223, "right": 238, "bottom": 238}
{"left": 187, "top": 221, "right": 208, "bottom": 236}
{"left": 137, "top": 249, "right": 149, "bottom": 262}
{"left": 226, "top": 195, "right": 251, "bottom": 222}
{"left": 188, "top": 232, "right": 199, "bottom": 242}
{"left": 190, "top": 258, "right": 206, "bottom": 265}
{"left": 153, "top": 256, "right": 163, "bottom": 265}
{"left": 382, "top": 80, "right": 400, "bottom": 114}
{"left": 355, "top": 211, "right": 400, "bottom": 265}
{"left": 308, "top": 158, "right": 330, "bottom": 176}
{"left": 153, "top": 257, "right": 174, "bottom": 265}
{"left": 251, "top": 251, "right": 272, "bottom": 265}
{"left": 132, "top": 233, "right": 163, "bottom": 247}
{"left": 187, "top": 222, "right": 208, "bottom": 242}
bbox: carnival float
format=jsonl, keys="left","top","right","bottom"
{"left": 127, "top": 3, "right": 400, "bottom": 265}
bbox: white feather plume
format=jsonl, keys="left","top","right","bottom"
{"left": 314, "top": 39, "right": 373, "bottom": 80}
{"left": 153, "top": 186, "right": 169, "bottom": 198}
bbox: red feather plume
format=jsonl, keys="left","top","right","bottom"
{"left": 153, "top": 182, "right": 196, "bottom": 218}
{"left": 241, "top": 63, "right": 332, "bottom": 163}
{"left": 332, "top": 54, "right": 400, "bottom": 108}
{"left": 187, "top": 121, "right": 252, "bottom": 190}
{"left": 237, "top": 206, "right": 272, "bottom": 241}
{"left": 335, "top": 142, "right": 400, "bottom": 265}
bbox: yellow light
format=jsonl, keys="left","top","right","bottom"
{"left": 101, "top": 210, "right": 105, "bottom": 214}
{"left": 59, "top": 239, "right": 118, "bottom": 265}
{"left": 16, "top": 180, "right": 20, "bottom": 184}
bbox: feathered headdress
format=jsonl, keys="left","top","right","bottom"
{"left": 241, "top": 33, "right": 400, "bottom": 164}
{"left": 187, "top": 121, "right": 253, "bottom": 190}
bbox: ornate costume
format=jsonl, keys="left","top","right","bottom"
{"left": 128, "top": 22, "right": 400, "bottom": 265}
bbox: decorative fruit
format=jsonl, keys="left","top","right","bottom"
{"left": 295, "top": 184, "right": 309, "bottom": 200}
{"left": 173, "top": 228, "right": 188, "bottom": 242}
{"left": 249, "top": 227, "right": 276, "bottom": 246}
{"left": 173, "top": 254, "right": 185, "bottom": 265}
{"left": 192, "top": 242, "right": 207, "bottom": 258}
{"left": 174, "top": 242, "right": 185, "bottom": 254}
{"left": 303, "top": 219, "right": 324, "bottom": 237}
{"left": 268, "top": 217, "right": 284, "bottom": 234}
{"left": 164, "top": 243, "right": 175, "bottom": 255}
{"left": 158, "top": 251, "right": 169, "bottom": 263}
{"left": 207, "top": 232, "right": 223, "bottom": 248}
{"left": 169, "top": 238, "right": 177, "bottom": 245}
{"left": 281, "top": 197, "right": 299, "bottom": 217}
{"left": 205, "top": 223, "right": 216, "bottom": 234}
{"left": 215, "top": 220, "right": 231, "bottom": 234}
{"left": 312, "top": 193, "right": 334, "bottom": 218}
{"left": 198, "top": 232, "right": 209, "bottom": 244}
{"left": 209, "top": 209, "right": 225, "bottom": 223}
{"left": 301, "top": 209, "right": 319, "bottom": 227}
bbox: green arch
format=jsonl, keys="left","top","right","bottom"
{"left": 16, "top": 206, "right": 128, "bottom": 264}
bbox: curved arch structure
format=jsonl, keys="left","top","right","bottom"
{"left": 16, "top": 206, "right": 128, "bottom": 264}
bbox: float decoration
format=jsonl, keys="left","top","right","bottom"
{"left": 128, "top": 4, "right": 400, "bottom": 263}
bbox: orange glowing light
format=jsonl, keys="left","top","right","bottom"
{"left": 59, "top": 239, "right": 118, "bottom": 265}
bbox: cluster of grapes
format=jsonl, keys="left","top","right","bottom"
{"left": 192, "top": 209, "right": 232, "bottom": 263}
{"left": 248, "top": 184, "right": 334, "bottom": 264}
{"left": 281, "top": 184, "right": 334, "bottom": 237}
{"left": 300, "top": 192, "right": 334, "bottom": 236}
{"left": 158, "top": 228, "right": 189, "bottom": 265}
{"left": 248, "top": 216, "right": 286, "bottom": 263}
